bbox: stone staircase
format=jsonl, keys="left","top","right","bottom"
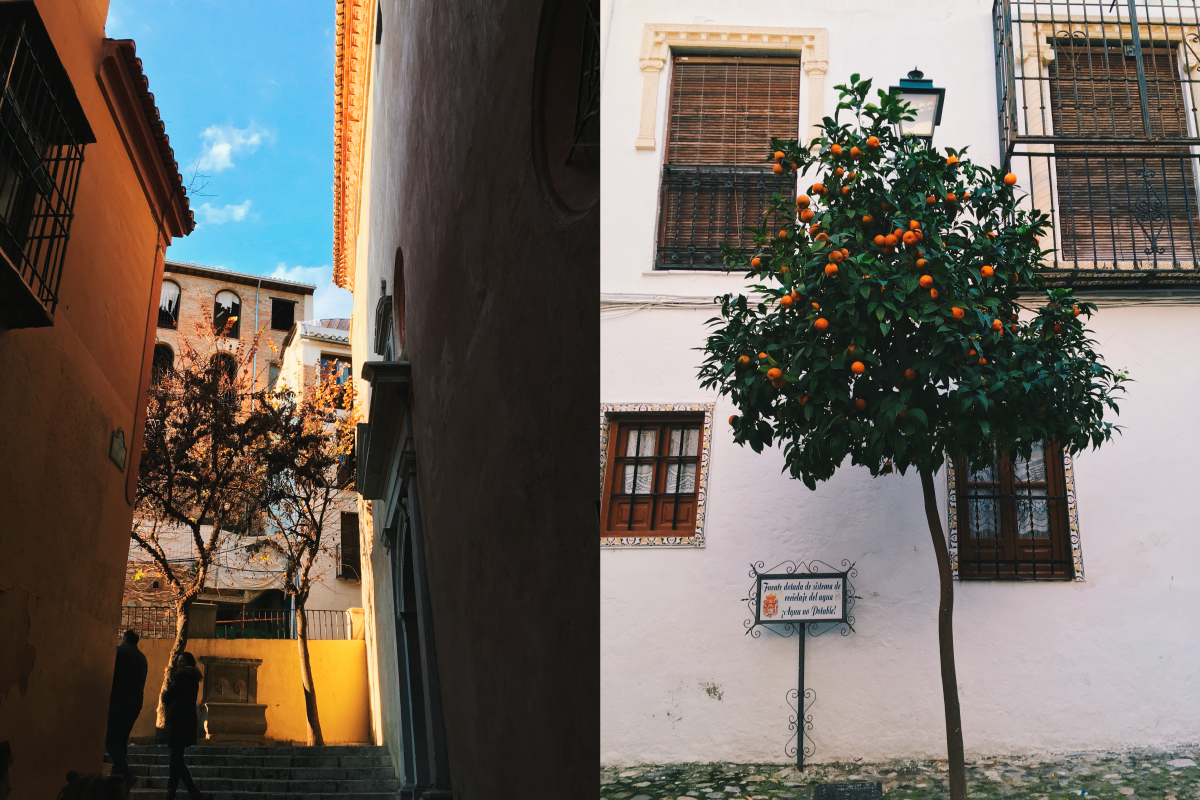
{"left": 124, "top": 744, "right": 399, "bottom": 800}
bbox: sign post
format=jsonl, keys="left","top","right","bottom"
{"left": 753, "top": 570, "right": 849, "bottom": 770}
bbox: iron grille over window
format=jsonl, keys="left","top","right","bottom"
{"left": 993, "top": 0, "right": 1200, "bottom": 269}
{"left": 601, "top": 414, "right": 704, "bottom": 535}
{"left": 955, "top": 442, "right": 1074, "bottom": 579}
{"left": 0, "top": 2, "right": 94, "bottom": 329}
{"left": 656, "top": 56, "right": 798, "bottom": 270}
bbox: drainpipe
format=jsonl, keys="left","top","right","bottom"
{"left": 252, "top": 276, "right": 262, "bottom": 390}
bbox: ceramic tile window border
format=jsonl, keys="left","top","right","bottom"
{"left": 946, "top": 452, "right": 1085, "bottom": 581}
{"left": 600, "top": 403, "right": 714, "bottom": 548}
{"left": 634, "top": 24, "right": 830, "bottom": 150}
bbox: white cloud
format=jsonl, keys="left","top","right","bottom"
{"left": 270, "top": 263, "right": 352, "bottom": 321}
{"left": 196, "top": 124, "right": 268, "bottom": 172}
{"left": 196, "top": 200, "right": 252, "bottom": 225}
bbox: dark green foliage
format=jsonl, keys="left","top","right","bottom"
{"left": 699, "top": 76, "right": 1127, "bottom": 489}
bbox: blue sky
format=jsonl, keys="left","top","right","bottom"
{"left": 105, "top": 0, "right": 352, "bottom": 319}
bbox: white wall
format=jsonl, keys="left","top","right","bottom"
{"left": 601, "top": 0, "right": 1200, "bottom": 765}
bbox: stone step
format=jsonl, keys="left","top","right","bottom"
{"left": 129, "top": 765, "right": 396, "bottom": 781}
{"left": 128, "top": 745, "right": 383, "bottom": 757}
{"left": 138, "top": 776, "right": 398, "bottom": 792}
{"left": 127, "top": 754, "right": 390, "bottom": 770}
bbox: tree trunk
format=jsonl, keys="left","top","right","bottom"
{"left": 154, "top": 598, "right": 192, "bottom": 742}
{"left": 296, "top": 604, "right": 325, "bottom": 746}
{"left": 920, "top": 470, "right": 967, "bottom": 800}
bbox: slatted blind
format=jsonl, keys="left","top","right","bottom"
{"left": 1049, "top": 42, "right": 1200, "bottom": 264}
{"left": 666, "top": 56, "right": 801, "bottom": 165}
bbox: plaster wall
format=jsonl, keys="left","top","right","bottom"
{"left": 601, "top": 0, "right": 1200, "bottom": 765}
{"left": 350, "top": 0, "right": 599, "bottom": 795}
{"left": 0, "top": 1, "right": 186, "bottom": 795}
{"left": 128, "top": 638, "right": 371, "bottom": 745}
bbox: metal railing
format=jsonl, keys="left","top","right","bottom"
{"left": 119, "top": 606, "right": 353, "bottom": 640}
{"left": 656, "top": 165, "right": 794, "bottom": 269}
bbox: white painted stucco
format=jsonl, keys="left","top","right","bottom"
{"left": 601, "top": 0, "right": 1200, "bottom": 766}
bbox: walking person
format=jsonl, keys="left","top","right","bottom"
{"left": 105, "top": 630, "right": 147, "bottom": 789}
{"left": 161, "top": 652, "right": 204, "bottom": 800}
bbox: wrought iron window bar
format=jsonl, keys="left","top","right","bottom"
{"left": 656, "top": 165, "right": 794, "bottom": 270}
{"left": 0, "top": 2, "right": 93, "bottom": 329}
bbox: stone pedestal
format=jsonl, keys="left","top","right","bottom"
{"left": 199, "top": 656, "right": 268, "bottom": 744}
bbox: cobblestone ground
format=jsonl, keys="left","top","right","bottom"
{"left": 601, "top": 751, "right": 1200, "bottom": 799}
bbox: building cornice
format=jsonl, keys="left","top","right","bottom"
{"left": 333, "top": 0, "right": 375, "bottom": 291}
{"left": 163, "top": 261, "right": 315, "bottom": 295}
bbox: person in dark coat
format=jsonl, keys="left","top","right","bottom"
{"left": 105, "top": 629, "right": 148, "bottom": 787}
{"left": 160, "top": 652, "right": 204, "bottom": 800}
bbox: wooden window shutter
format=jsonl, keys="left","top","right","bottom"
{"left": 1048, "top": 42, "right": 1199, "bottom": 264}
{"left": 666, "top": 56, "right": 801, "bottom": 166}
{"left": 340, "top": 512, "right": 360, "bottom": 579}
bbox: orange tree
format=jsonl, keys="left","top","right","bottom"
{"left": 699, "top": 76, "right": 1126, "bottom": 799}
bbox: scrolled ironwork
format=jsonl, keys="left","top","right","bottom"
{"left": 785, "top": 686, "right": 817, "bottom": 761}
{"left": 744, "top": 558, "right": 860, "bottom": 638}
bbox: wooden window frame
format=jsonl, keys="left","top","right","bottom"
{"left": 949, "top": 442, "right": 1083, "bottom": 581}
{"left": 600, "top": 404, "right": 714, "bottom": 548}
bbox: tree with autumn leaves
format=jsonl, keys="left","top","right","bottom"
{"left": 699, "top": 75, "right": 1126, "bottom": 799}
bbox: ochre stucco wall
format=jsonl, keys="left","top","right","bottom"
{"left": 0, "top": 1, "right": 187, "bottom": 796}
{"left": 130, "top": 639, "right": 371, "bottom": 745}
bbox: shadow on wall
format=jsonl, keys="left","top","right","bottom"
{"left": 130, "top": 639, "right": 371, "bottom": 744}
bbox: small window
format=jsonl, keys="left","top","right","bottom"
{"left": 339, "top": 512, "right": 360, "bottom": 580}
{"left": 954, "top": 442, "right": 1075, "bottom": 580}
{"left": 209, "top": 352, "right": 238, "bottom": 403}
{"left": 601, "top": 414, "right": 704, "bottom": 536}
{"left": 267, "top": 362, "right": 280, "bottom": 390}
{"left": 213, "top": 290, "right": 241, "bottom": 338}
{"left": 151, "top": 343, "right": 174, "bottom": 384}
{"left": 270, "top": 298, "right": 296, "bottom": 331}
{"left": 158, "top": 280, "right": 181, "bottom": 329}
{"left": 319, "top": 354, "right": 352, "bottom": 385}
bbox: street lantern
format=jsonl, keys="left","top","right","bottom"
{"left": 890, "top": 68, "right": 945, "bottom": 144}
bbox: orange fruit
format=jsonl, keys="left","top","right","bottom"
{"left": 894, "top": 227, "right": 905, "bottom": 238}
{"left": 849, "top": 172, "right": 858, "bottom": 179}
{"left": 1003, "top": 173, "right": 1018, "bottom": 185}
{"left": 851, "top": 361, "right": 865, "bottom": 374}
{"left": 850, "top": 146, "right": 862, "bottom": 158}
{"left": 738, "top": 355, "right": 750, "bottom": 366}
{"left": 902, "top": 231, "right": 917, "bottom": 245}
{"left": 814, "top": 232, "right": 829, "bottom": 242}
{"left": 790, "top": 290, "right": 799, "bottom": 300}
{"left": 947, "top": 155, "right": 959, "bottom": 166}
{"left": 867, "top": 135, "right": 880, "bottom": 148}
{"left": 992, "top": 319, "right": 1003, "bottom": 331}
{"left": 847, "top": 345, "right": 857, "bottom": 356}
{"left": 986, "top": 232, "right": 997, "bottom": 239}
{"left": 916, "top": 258, "right": 928, "bottom": 268}
{"left": 930, "top": 289, "right": 939, "bottom": 299}
{"left": 811, "top": 302, "right": 820, "bottom": 310}
{"left": 981, "top": 265, "right": 994, "bottom": 277}
{"left": 815, "top": 317, "right": 829, "bottom": 331}
{"left": 800, "top": 209, "right": 816, "bottom": 222}
{"left": 774, "top": 150, "right": 785, "bottom": 162}
{"left": 791, "top": 161, "right": 797, "bottom": 169}
{"left": 910, "top": 220, "right": 921, "bottom": 230}
{"left": 799, "top": 394, "right": 809, "bottom": 405}
{"left": 1054, "top": 323, "right": 1063, "bottom": 333}
{"left": 831, "top": 144, "right": 842, "bottom": 156}
{"left": 926, "top": 196, "right": 936, "bottom": 205}
{"left": 841, "top": 247, "right": 850, "bottom": 258}
{"left": 797, "top": 195, "right": 811, "bottom": 208}
{"left": 759, "top": 352, "right": 769, "bottom": 359}
{"left": 830, "top": 250, "right": 844, "bottom": 263}
{"left": 905, "top": 368, "right": 917, "bottom": 381}
{"left": 840, "top": 186, "right": 850, "bottom": 196}
{"left": 898, "top": 410, "right": 907, "bottom": 418}
{"left": 771, "top": 378, "right": 786, "bottom": 389}
{"left": 919, "top": 275, "right": 934, "bottom": 288}
{"left": 1072, "top": 306, "right": 1080, "bottom": 316}
{"left": 962, "top": 191, "right": 970, "bottom": 198}
{"left": 884, "top": 234, "right": 898, "bottom": 246}
{"left": 978, "top": 357, "right": 988, "bottom": 366}
{"left": 863, "top": 214, "right": 874, "bottom": 224}
{"left": 952, "top": 307, "right": 965, "bottom": 320}
{"left": 835, "top": 167, "right": 845, "bottom": 177}
{"left": 812, "top": 183, "right": 826, "bottom": 195}
{"left": 825, "top": 263, "right": 839, "bottom": 276}
{"left": 874, "top": 234, "right": 886, "bottom": 246}
{"left": 767, "top": 367, "right": 782, "bottom": 380}
{"left": 729, "top": 415, "right": 738, "bottom": 425}
{"left": 854, "top": 398, "right": 867, "bottom": 410}
{"left": 778, "top": 229, "right": 788, "bottom": 239}
{"left": 946, "top": 192, "right": 957, "bottom": 202}
{"left": 781, "top": 295, "right": 794, "bottom": 308}
{"left": 751, "top": 257, "right": 761, "bottom": 268}
{"left": 773, "top": 163, "right": 784, "bottom": 174}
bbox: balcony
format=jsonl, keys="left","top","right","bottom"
{"left": 656, "top": 165, "right": 793, "bottom": 270}
{"left": 994, "top": 0, "right": 1200, "bottom": 283}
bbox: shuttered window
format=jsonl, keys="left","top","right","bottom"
{"left": 956, "top": 442, "right": 1073, "bottom": 580}
{"left": 1049, "top": 42, "right": 1200, "bottom": 264}
{"left": 656, "top": 56, "right": 799, "bottom": 269}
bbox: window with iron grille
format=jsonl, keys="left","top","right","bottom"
{"left": 601, "top": 414, "right": 704, "bottom": 536}
{"left": 0, "top": 2, "right": 94, "bottom": 329}
{"left": 656, "top": 55, "right": 798, "bottom": 270}
{"left": 995, "top": 0, "right": 1200, "bottom": 269}
{"left": 954, "top": 441, "right": 1074, "bottom": 580}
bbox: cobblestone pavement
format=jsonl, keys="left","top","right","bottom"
{"left": 601, "top": 750, "right": 1200, "bottom": 799}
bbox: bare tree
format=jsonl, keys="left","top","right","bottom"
{"left": 247, "top": 367, "right": 359, "bottom": 746}
{"left": 132, "top": 315, "right": 272, "bottom": 738}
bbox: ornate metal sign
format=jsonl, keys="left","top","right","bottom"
{"left": 755, "top": 572, "right": 847, "bottom": 626}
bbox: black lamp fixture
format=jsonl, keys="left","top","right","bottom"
{"left": 889, "top": 68, "right": 946, "bottom": 144}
